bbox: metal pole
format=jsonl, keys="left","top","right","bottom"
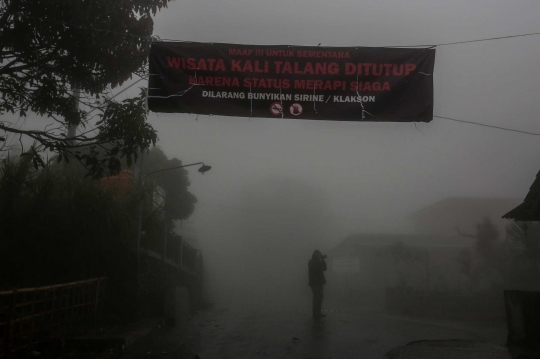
{"left": 66, "top": 85, "right": 81, "bottom": 145}
{"left": 62, "top": 84, "right": 80, "bottom": 175}
{"left": 6, "top": 289, "right": 16, "bottom": 358}
{"left": 163, "top": 221, "right": 168, "bottom": 260}
{"left": 136, "top": 151, "right": 145, "bottom": 253}
{"left": 93, "top": 280, "right": 101, "bottom": 327}
{"left": 180, "top": 239, "right": 184, "bottom": 269}
{"left": 135, "top": 152, "right": 144, "bottom": 317}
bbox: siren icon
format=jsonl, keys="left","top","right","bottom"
{"left": 290, "top": 103, "right": 303, "bottom": 116}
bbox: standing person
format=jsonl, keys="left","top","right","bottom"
{"left": 308, "top": 250, "right": 327, "bottom": 318}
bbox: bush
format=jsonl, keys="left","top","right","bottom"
{"left": 0, "top": 158, "right": 140, "bottom": 288}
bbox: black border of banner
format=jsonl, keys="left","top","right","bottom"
{"left": 148, "top": 42, "right": 435, "bottom": 122}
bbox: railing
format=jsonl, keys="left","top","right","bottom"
{"left": 0, "top": 277, "right": 106, "bottom": 358}
{"left": 140, "top": 231, "right": 202, "bottom": 277}
{"left": 180, "top": 240, "right": 200, "bottom": 275}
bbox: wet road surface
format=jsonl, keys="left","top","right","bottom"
{"left": 119, "top": 302, "right": 507, "bottom": 359}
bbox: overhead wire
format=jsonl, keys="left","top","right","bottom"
{"left": 434, "top": 31, "right": 540, "bottom": 47}
{"left": 388, "top": 31, "right": 540, "bottom": 48}
{"left": 18, "top": 13, "right": 540, "bottom": 48}
{"left": 9, "top": 13, "right": 540, "bottom": 137}
{"left": 76, "top": 77, "right": 147, "bottom": 137}
{"left": 433, "top": 115, "right": 540, "bottom": 137}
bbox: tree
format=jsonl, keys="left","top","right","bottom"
{"left": 143, "top": 147, "right": 198, "bottom": 226}
{"left": 474, "top": 217, "right": 500, "bottom": 258}
{"left": 0, "top": 0, "right": 174, "bottom": 177}
{"left": 0, "top": 158, "right": 140, "bottom": 288}
{"left": 456, "top": 217, "right": 499, "bottom": 257}
{"left": 456, "top": 217, "right": 512, "bottom": 290}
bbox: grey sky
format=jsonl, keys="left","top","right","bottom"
{"left": 7, "top": 0, "right": 540, "bottom": 242}
{"left": 146, "top": 0, "right": 540, "bottom": 239}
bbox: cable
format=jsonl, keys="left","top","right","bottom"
{"left": 77, "top": 77, "right": 147, "bottom": 136}
{"left": 19, "top": 13, "right": 540, "bottom": 48}
{"left": 86, "top": 77, "right": 145, "bottom": 116}
{"left": 389, "top": 31, "right": 540, "bottom": 48}
{"left": 434, "top": 115, "right": 540, "bottom": 137}
{"left": 436, "top": 31, "right": 540, "bottom": 47}
{"left": 10, "top": 13, "right": 540, "bottom": 139}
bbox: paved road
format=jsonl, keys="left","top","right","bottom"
{"left": 118, "top": 302, "right": 508, "bottom": 359}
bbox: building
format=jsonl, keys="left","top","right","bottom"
{"left": 503, "top": 170, "right": 540, "bottom": 221}
{"left": 327, "top": 197, "right": 520, "bottom": 303}
{"left": 99, "top": 170, "right": 134, "bottom": 199}
{"left": 410, "top": 197, "right": 521, "bottom": 236}
{"left": 327, "top": 234, "right": 473, "bottom": 302}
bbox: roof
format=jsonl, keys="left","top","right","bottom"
{"left": 503, "top": 170, "right": 540, "bottom": 220}
{"left": 100, "top": 170, "right": 134, "bottom": 199}
{"left": 411, "top": 197, "right": 521, "bottom": 219}
{"left": 409, "top": 197, "right": 521, "bottom": 235}
{"left": 329, "top": 233, "right": 472, "bottom": 255}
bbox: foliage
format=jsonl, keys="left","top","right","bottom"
{"left": 0, "top": 0, "right": 173, "bottom": 177}
{"left": 456, "top": 217, "right": 540, "bottom": 291}
{"left": 142, "top": 147, "right": 198, "bottom": 224}
{"left": 0, "top": 158, "right": 141, "bottom": 288}
{"left": 474, "top": 217, "right": 500, "bottom": 258}
{"left": 456, "top": 217, "right": 499, "bottom": 257}
{"left": 455, "top": 217, "right": 505, "bottom": 285}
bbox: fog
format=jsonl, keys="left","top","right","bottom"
{"left": 133, "top": 0, "right": 540, "bottom": 308}
{"left": 9, "top": 0, "right": 540, "bottom": 309}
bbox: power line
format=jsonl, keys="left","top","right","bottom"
{"left": 434, "top": 115, "right": 540, "bottom": 137}
{"left": 77, "top": 77, "right": 147, "bottom": 136}
{"left": 436, "top": 31, "right": 540, "bottom": 47}
{"left": 12, "top": 13, "right": 540, "bottom": 138}
{"left": 85, "top": 77, "right": 146, "bottom": 116}
{"left": 392, "top": 31, "right": 540, "bottom": 48}
{"left": 21, "top": 14, "right": 540, "bottom": 48}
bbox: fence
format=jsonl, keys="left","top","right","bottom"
{"left": 142, "top": 231, "right": 202, "bottom": 276}
{"left": 180, "top": 240, "right": 201, "bottom": 275}
{"left": 0, "top": 277, "right": 106, "bottom": 358}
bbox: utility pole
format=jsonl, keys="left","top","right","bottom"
{"left": 134, "top": 161, "right": 210, "bottom": 318}
{"left": 135, "top": 151, "right": 144, "bottom": 316}
{"left": 67, "top": 85, "right": 81, "bottom": 145}
{"left": 64, "top": 84, "right": 80, "bottom": 173}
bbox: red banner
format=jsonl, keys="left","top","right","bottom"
{"left": 148, "top": 42, "right": 435, "bottom": 122}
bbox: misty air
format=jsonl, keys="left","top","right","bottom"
{"left": 1, "top": 1, "right": 540, "bottom": 358}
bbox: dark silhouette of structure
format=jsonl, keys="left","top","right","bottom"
{"left": 308, "top": 250, "right": 327, "bottom": 318}
{"left": 503, "top": 170, "right": 540, "bottom": 220}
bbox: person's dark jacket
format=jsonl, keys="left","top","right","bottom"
{"left": 308, "top": 258, "right": 327, "bottom": 286}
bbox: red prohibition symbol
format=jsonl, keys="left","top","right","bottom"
{"left": 289, "top": 103, "right": 303, "bottom": 116}
{"left": 270, "top": 102, "right": 284, "bottom": 116}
